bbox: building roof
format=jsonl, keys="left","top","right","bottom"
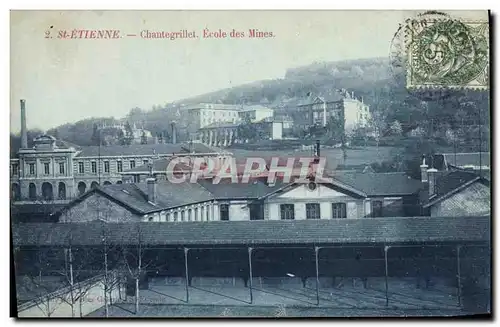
{"left": 435, "top": 152, "right": 491, "bottom": 170}
{"left": 122, "top": 157, "right": 192, "bottom": 174}
{"left": 12, "top": 216, "right": 490, "bottom": 247}
{"left": 74, "top": 143, "right": 188, "bottom": 157}
{"left": 64, "top": 181, "right": 215, "bottom": 215}
{"left": 330, "top": 172, "right": 423, "bottom": 197}
{"left": 423, "top": 170, "right": 489, "bottom": 208}
{"left": 197, "top": 178, "right": 282, "bottom": 200}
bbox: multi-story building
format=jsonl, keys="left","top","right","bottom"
{"left": 10, "top": 100, "right": 227, "bottom": 207}
{"left": 184, "top": 103, "right": 275, "bottom": 138}
{"left": 185, "top": 103, "right": 242, "bottom": 132}
{"left": 237, "top": 105, "right": 274, "bottom": 122}
{"left": 292, "top": 89, "right": 371, "bottom": 133}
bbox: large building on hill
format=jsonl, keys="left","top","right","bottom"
{"left": 184, "top": 103, "right": 275, "bottom": 137}
{"left": 9, "top": 100, "right": 228, "bottom": 208}
{"left": 285, "top": 89, "right": 371, "bottom": 132}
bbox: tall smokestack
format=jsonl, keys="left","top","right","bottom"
{"left": 20, "top": 99, "right": 28, "bottom": 149}
{"left": 171, "top": 122, "right": 177, "bottom": 144}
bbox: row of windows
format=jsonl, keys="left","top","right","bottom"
{"left": 148, "top": 204, "right": 216, "bottom": 222}
{"left": 24, "top": 162, "right": 66, "bottom": 176}
{"left": 279, "top": 201, "right": 384, "bottom": 220}
{"left": 197, "top": 110, "right": 239, "bottom": 117}
{"left": 77, "top": 159, "right": 148, "bottom": 174}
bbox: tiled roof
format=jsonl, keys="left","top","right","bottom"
{"left": 96, "top": 181, "right": 214, "bottom": 214}
{"left": 423, "top": 170, "right": 489, "bottom": 208}
{"left": 197, "top": 178, "right": 282, "bottom": 200}
{"left": 123, "top": 157, "right": 192, "bottom": 174}
{"left": 441, "top": 152, "right": 491, "bottom": 169}
{"left": 75, "top": 143, "right": 188, "bottom": 157}
{"left": 12, "top": 216, "right": 490, "bottom": 247}
{"left": 432, "top": 171, "right": 480, "bottom": 199}
{"left": 330, "top": 172, "right": 423, "bottom": 196}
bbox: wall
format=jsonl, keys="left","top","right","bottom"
{"left": 227, "top": 201, "right": 251, "bottom": 221}
{"left": 265, "top": 184, "right": 365, "bottom": 219}
{"left": 430, "top": 182, "right": 490, "bottom": 217}
{"left": 271, "top": 122, "right": 283, "bottom": 140}
{"left": 60, "top": 193, "right": 140, "bottom": 223}
{"left": 17, "top": 275, "right": 122, "bottom": 318}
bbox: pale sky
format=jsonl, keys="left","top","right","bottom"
{"left": 10, "top": 10, "right": 487, "bottom": 132}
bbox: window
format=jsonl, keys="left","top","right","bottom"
{"left": 372, "top": 201, "right": 383, "bottom": 218}
{"left": 306, "top": 203, "right": 321, "bottom": 219}
{"left": 181, "top": 210, "right": 185, "bottom": 221}
{"left": 220, "top": 204, "right": 229, "bottom": 221}
{"left": 59, "top": 162, "right": 65, "bottom": 174}
{"left": 130, "top": 160, "right": 136, "bottom": 169}
{"left": 201, "top": 206, "right": 205, "bottom": 221}
{"left": 104, "top": 161, "right": 110, "bottom": 173}
{"left": 29, "top": 163, "right": 35, "bottom": 175}
{"left": 332, "top": 203, "right": 347, "bottom": 218}
{"left": 173, "top": 212, "right": 178, "bottom": 222}
{"left": 44, "top": 162, "right": 50, "bottom": 175}
{"left": 117, "top": 161, "right": 123, "bottom": 172}
{"left": 188, "top": 209, "right": 192, "bottom": 221}
{"left": 78, "top": 162, "right": 84, "bottom": 174}
{"left": 207, "top": 205, "right": 211, "bottom": 221}
{"left": 280, "top": 204, "right": 295, "bottom": 220}
{"left": 166, "top": 213, "right": 170, "bottom": 222}
{"left": 11, "top": 163, "right": 19, "bottom": 176}
{"left": 194, "top": 208, "right": 199, "bottom": 221}
{"left": 143, "top": 159, "right": 149, "bottom": 166}
{"left": 91, "top": 162, "right": 97, "bottom": 173}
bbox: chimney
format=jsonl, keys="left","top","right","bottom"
{"left": 315, "top": 139, "right": 320, "bottom": 157}
{"left": 420, "top": 155, "right": 428, "bottom": 183}
{"left": 20, "top": 99, "right": 28, "bottom": 149}
{"left": 146, "top": 177, "right": 157, "bottom": 203}
{"left": 427, "top": 168, "right": 438, "bottom": 197}
{"left": 171, "top": 123, "right": 177, "bottom": 144}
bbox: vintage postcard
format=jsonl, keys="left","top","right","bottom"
{"left": 10, "top": 10, "right": 491, "bottom": 318}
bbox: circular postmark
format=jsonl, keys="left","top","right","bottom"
{"left": 389, "top": 11, "right": 489, "bottom": 101}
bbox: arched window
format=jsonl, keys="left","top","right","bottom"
{"left": 188, "top": 209, "right": 192, "bottom": 221}
{"left": 103, "top": 181, "right": 112, "bottom": 186}
{"left": 173, "top": 212, "right": 178, "bottom": 222}
{"left": 116, "top": 180, "right": 123, "bottom": 184}
{"left": 28, "top": 183, "right": 37, "bottom": 200}
{"left": 201, "top": 206, "right": 205, "bottom": 221}
{"left": 11, "top": 183, "right": 20, "bottom": 201}
{"left": 91, "top": 181, "right": 99, "bottom": 189}
{"left": 194, "top": 207, "right": 199, "bottom": 221}
{"left": 166, "top": 213, "right": 170, "bottom": 222}
{"left": 42, "top": 182, "right": 53, "bottom": 201}
{"left": 77, "top": 182, "right": 87, "bottom": 195}
{"left": 181, "top": 210, "right": 185, "bottom": 221}
{"left": 58, "top": 182, "right": 66, "bottom": 200}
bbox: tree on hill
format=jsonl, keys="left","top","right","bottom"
{"left": 90, "top": 124, "right": 100, "bottom": 146}
{"left": 124, "top": 121, "right": 134, "bottom": 145}
{"left": 140, "top": 130, "right": 147, "bottom": 145}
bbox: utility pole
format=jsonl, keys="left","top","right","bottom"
{"left": 478, "top": 103, "right": 482, "bottom": 177}
{"left": 98, "top": 128, "right": 102, "bottom": 185}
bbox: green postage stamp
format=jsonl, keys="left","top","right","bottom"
{"left": 405, "top": 14, "right": 489, "bottom": 89}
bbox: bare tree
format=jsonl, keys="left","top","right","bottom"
{"left": 100, "top": 223, "right": 126, "bottom": 317}
{"left": 122, "top": 224, "right": 153, "bottom": 314}
{"left": 15, "top": 245, "right": 60, "bottom": 317}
